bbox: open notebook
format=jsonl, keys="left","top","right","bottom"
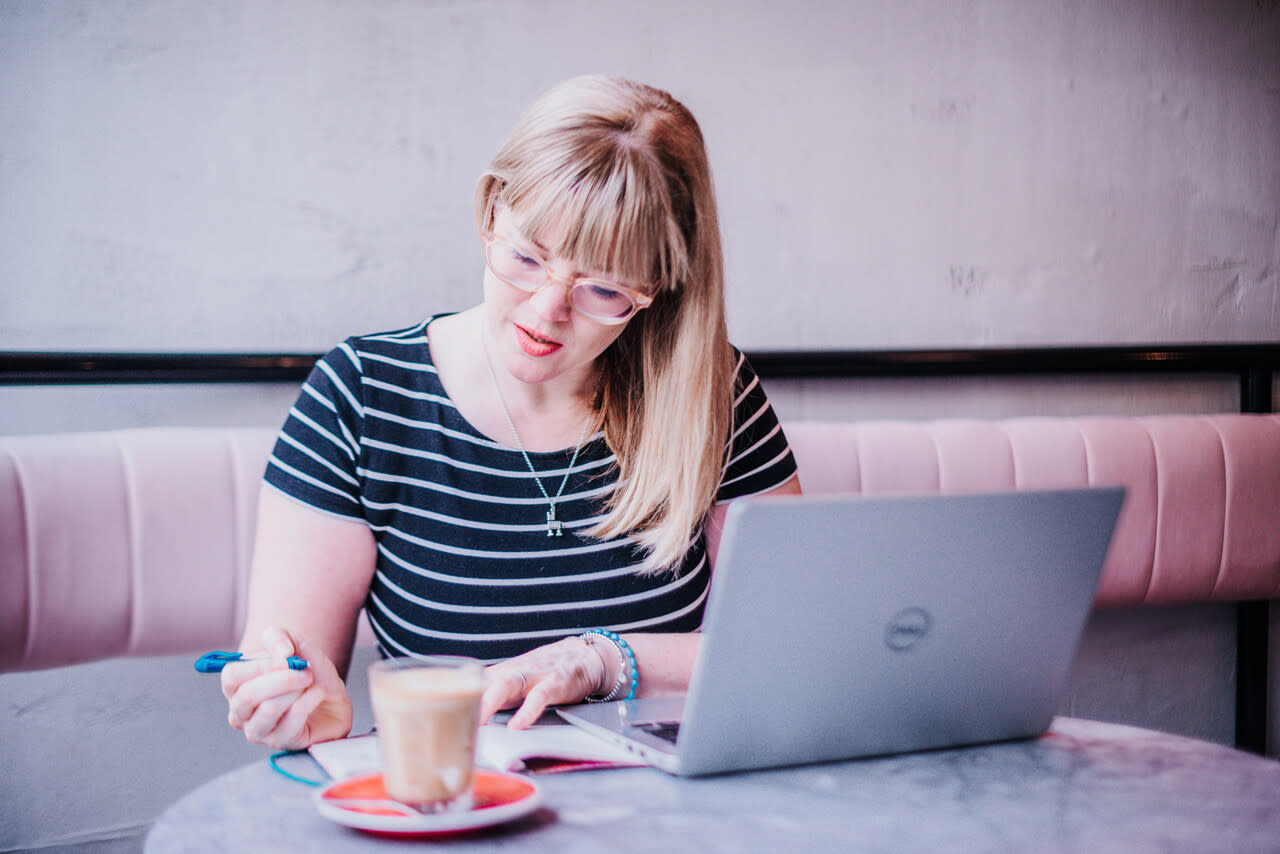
{"left": 559, "top": 487, "right": 1124, "bottom": 776}
{"left": 309, "top": 714, "right": 643, "bottom": 780}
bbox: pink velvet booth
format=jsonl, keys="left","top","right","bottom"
{"left": 0, "top": 428, "right": 273, "bottom": 673}
{"left": 2, "top": 415, "right": 1279, "bottom": 673}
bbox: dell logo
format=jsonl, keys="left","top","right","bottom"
{"left": 885, "top": 607, "right": 933, "bottom": 652}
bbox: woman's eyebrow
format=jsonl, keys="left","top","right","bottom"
{"left": 494, "top": 226, "right": 546, "bottom": 256}
{"left": 514, "top": 231, "right": 590, "bottom": 273}
{"left": 509, "top": 227, "right": 550, "bottom": 256}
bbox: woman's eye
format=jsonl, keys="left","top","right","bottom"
{"left": 510, "top": 248, "right": 540, "bottom": 269}
{"left": 585, "top": 284, "right": 625, "bottom": 302}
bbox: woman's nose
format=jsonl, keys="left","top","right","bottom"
{"left": 528, "top": 270, "right": 575, "bottom": 321}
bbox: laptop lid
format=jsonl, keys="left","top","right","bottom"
{"left": 559, "top": 486, "right": 1124, "bottom": 776}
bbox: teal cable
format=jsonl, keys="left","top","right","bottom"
{"left": 268, "top": 749, "right": 325, "bottom": 786}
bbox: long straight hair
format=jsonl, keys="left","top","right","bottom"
{"left": 475, "top": 76, "right": 734, "bottom": 574}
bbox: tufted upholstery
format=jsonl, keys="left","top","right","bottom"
{"left": 2, "top": 415, "right": 1279, "bottom": 673}
{"left": 785, "top": 415, "right": 1280, "bottom": 608}
{"left": 0, "top": 428, "right": 275, "bottom": 673}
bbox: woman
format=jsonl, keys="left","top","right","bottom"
{"left": 223, "top": 75, "right": 801, "bottom": 750}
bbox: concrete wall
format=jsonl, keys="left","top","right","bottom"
{"left": 2, "top": 0, "right": 1277, "bottom": 358}
{"left": 1, "top": 2, "right": 1277, "bottom": 852}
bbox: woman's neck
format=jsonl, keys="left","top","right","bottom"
{"left": 434, "top": 308, "right": 596, "bottom": 452}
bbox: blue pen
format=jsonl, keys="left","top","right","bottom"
{"left": 194, "top": 650, "right": 309, "bottom": 673}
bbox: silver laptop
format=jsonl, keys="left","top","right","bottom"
{"left": 558, "top": 486, "right": 1124, "bottom": 776}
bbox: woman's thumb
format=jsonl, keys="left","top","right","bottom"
{"left": 261, "top": 625, "right": 297, "bottom": 659}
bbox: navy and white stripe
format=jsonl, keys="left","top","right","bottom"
{"left": 264, "top": 315, "right": 797, "bottom": 661}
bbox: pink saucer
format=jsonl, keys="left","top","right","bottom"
{"left": 315, "top": 770, "right": 542, "bottom": 837}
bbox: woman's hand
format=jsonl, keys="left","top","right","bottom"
{"left": 222, "top": 626, "right": 354, "bottom": 750}
{"left": 480, "top": 635, "right": 612, "bottom": 729}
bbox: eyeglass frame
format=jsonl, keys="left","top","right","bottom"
{"left": 480, "top": 230, "right": 655, "bottom": 326}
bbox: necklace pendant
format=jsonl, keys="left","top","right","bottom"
{"left": 546, "top": 508, "right": 563, "bottom": 537}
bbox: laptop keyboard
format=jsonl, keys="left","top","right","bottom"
{"left": 637, "top": 721, "right": 681, "bottom": 744}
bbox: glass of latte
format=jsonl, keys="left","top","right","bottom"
{"left": 368, "top": 656, "right": 487, "bottom": 812}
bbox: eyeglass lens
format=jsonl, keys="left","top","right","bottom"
{"left": 487, "top": 239, "right": 637, "bottom": 323}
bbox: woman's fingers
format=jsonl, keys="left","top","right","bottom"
{"left": 483, "top": 637, "right": 606, "bottom": 729}
{"left": 479, "top": 670, "right": 528, "bottom": 724}
{"left": 268, "top": 631, "right": 353, "bottom": 745}
{"left": 222, "top": 626, "right": 353, "bottom": 748}
{"left": 220, "top": 625, "right": 304, "bottom": 700}
{"left": 225, "top": 665, "right": 314, "bottom": 730}
{"left": 262, "top": 624, "right": 297, "bottom": 660}
{"left": 268, "top": 682, "right": 331, "bottom": 749}
{"left": 506, "top": 681, "right": 555, "bottom": 729}
{"left": 240, "top": 688, "right": 306, "bottom": 744}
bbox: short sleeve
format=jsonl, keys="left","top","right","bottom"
{"left": 716, "top": 350, "right": 797, "bottom": 502}
{"left": 263, "top": 339, "right": 367, "bottom": 520}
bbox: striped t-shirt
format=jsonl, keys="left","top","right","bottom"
{"left": 264, "top": 315, "right": 797, "bottom": 661}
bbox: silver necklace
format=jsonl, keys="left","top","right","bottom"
{"left": 483, "top": 343, "right": 590, "bottom": 537}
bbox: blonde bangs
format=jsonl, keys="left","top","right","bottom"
{"left": 491, "top": 141, "right": 690, "bottom": 294}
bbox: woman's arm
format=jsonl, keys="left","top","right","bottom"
{"left": 221, "top": 486, "right": 377, "bottom": 748}
{"left": 239, "top": 486, "right": 377, "bottom": 676}
{"left": 484, "top": 474, "right": 804, "bottom": 728}
{"left": 623, "top": 475, "right": 804, "bottom": 694}
{"left": 702, "top": 473, "right": 802, "bottom": 569}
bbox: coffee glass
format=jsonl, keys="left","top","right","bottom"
{"left": 368, "top": 656, "right": 487, "bottom": 812}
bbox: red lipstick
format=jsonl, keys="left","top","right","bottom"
{"left": 515, "top": 324, "right": 562, "bottom": 357}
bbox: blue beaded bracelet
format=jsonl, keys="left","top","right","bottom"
{"left": 581, "top": 628, "right": 638, "bottom": 702}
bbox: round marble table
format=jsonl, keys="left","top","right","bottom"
{"left": 145, "top": 718, "right": 1280, "bottom": 853}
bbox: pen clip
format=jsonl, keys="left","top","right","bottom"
{"left": 194, "top": 650, "right": 308, "bottom": 673}
{"left": 194, "top": 651, "right": 240, "bottom": 673}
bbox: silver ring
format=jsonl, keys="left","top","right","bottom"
{"left": 515, "top": 671, "right": 528, "bottom": 694}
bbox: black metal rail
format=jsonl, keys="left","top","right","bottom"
{"left": 0, "top": 352, "right": 321, "bottom": 385}
{"left": 2, "top": 343, "right": 1276, "bottom": 753}
{"left": 3, "top": 343, "right": 1278, "bottom": 387}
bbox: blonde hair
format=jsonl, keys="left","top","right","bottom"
{"left": 475, "top": 75, "right": 733, "bottom": 574}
